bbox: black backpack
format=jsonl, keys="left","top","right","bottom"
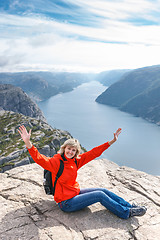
{"left": 43, "top": 154, "right": 77, "bottom": 195}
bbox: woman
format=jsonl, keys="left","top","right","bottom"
{"left": 18, "top": 125, "right": 147, "bottom": 219}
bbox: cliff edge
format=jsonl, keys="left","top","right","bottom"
{"left": 0, "top": 158, "right": 160, "bottom": 240}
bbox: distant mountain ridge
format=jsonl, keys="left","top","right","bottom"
{"left": 96, "top": 65, "right": 160, "bottom": 125}
{"left": 0, "top": 71, "right": 93, "bottom": 102}
{"left": 96, "top": 69, "right": 130, "bottom": 86}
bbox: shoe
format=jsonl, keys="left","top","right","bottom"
{"left": 131, "top": 203, "right": 138, "bottom": 208}
{"left": 129, "top": 206, "right": 147, "bottom": 217}
{"left": 131, "top": 203, "right": 146, "bottom": 209}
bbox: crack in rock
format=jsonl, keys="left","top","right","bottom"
{"left": 55, "top": 218, "right": 72, "bottom": 232}
{"left": 0, "top": 193, "right": 13, "bottom": 201}
{"left": 106, "top": 171, "right": 160, "bottom": 207}
{"left": 125, "top": 183, "right": 160, "bottom": 207}
{"left": 45, "top": 233, "right": 54, "bottom": 240}
{"left": 0, "top": 222, "right": 32, "bottom": 235}
{"left": 6, "top": 174, "right": 42, "bottom": 187}
{"left": 128, "top": 229, "right": 138, "bottom": 240}
{"left": 79, "top": 230, "right": 98, "bottom": 240}
{"left": 1, "top": 184, "right": 21, "bottom": 192}
{"left": 128, "top": 224, "right": 140, "bottom": 240}
{"left": 153, "top": 190, "right": 160, "bottom": 197}
{"left": 0, "top": 193, "right": 30, "bottom": 205}
{"left": 30, "top": 203, "right": 46, "bottom": 216}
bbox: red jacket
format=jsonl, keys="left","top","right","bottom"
{"left": 27, "top": 142, "right": 110, "bottom": 203}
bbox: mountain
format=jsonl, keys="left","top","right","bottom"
{"left": 96, "top": 69, "right": 130, "bottom": 86}
{"left": 0, "top": 84, "right": 46, "bottom": 121}
{"left": 0, "top": 71, "right": 93, "bottom": 102}
{"left": 96, "top": 65, "right": 160, "bottom": 125}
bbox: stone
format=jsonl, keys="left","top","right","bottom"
{"left": 14, "top": 157, "right": 30, "bottom": 167}
{"left": 39, "top": 145, "right": 51, "bottom": 157}
{"left": 52, "top": 138, "right": 60, "bottom": 147}
{"left": 0, "top": 159, "right": 159, "bottom": 240}
{"left": 0, "top": 150, "right": 24, "bottom": 165}
{"left": 34, "top": 132, "right": 45, "bottom": 141}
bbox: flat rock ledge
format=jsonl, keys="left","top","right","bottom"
{"left": 0, "top": 159, "right": 160, "bottom": 240}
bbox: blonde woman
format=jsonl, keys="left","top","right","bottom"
{"left": 18, "top": 125, "right": 146, "bottom": 219}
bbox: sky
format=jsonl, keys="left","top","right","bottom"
{"left": 0, "top": 0, "right": 160, "bottom": 73}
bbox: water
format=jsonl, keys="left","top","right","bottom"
{"left": 38, "top": 81, "right": 160, "bottom": 176}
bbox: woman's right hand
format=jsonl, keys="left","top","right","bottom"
{"left": 18, "top": 125, "right": 32, "bottom": 148}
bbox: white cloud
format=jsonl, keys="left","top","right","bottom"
{"left": 69, "top": 0, "right": 155, "bottom": 20}
{"left": 0, "top": 0, "right": 160, "bottom": 72}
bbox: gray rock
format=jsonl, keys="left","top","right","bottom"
{"left": 34, "top": 132, "right": 45, "bottom": 141}
{"left": 52, "top": 138, "right": 61, "bottom": 148}
{"left": 0, "top": 84, "right": 46, "bottom": 121}
{"left": 7, "top": 128, "right": 15, "bottom": 134}
{"left": 1, "top": 164, "right": 14, "bottom": 172}
{"left": 50, "top": 148, "right": 56, "bottom": 156}
{"left": 30, "top": 119, "right": 39, "bottom": 126}
{"left": 14, "top": 157, "right": 30, "bottom": 167}
{"left": 0, "top": 159, "right": 159, "bottom": 240}
{"left": 39, "top": 145, "right": 51, "bottom": 157}
{"left": 5, "top": 138, "right": 11, "bottom": 142}
{"left": 60, "top": 136, "right": 69, "bottom": 145}
{"left": 0, "top": 149, "right": 27, "bottom": 166}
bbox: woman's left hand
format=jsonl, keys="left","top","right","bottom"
{"left": 108, "top": 128, "right": 122, "bottom": 146}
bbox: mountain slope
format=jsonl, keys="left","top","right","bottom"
{"left": 121, "top": 85, "right": 160, "bottom": 124}
{"left": 0, "top": 71, "right": 93, "bottom": 101}
{"left": 0, "top": 110, "right": 72, "bottom": 172}
{"left": 0, "top": 84, "right": 46, "bottom": 121}
{"left": 96, "top": 65, "right": 160, "bottom": 125}
{"left": 96, "top": 69, "right": 130, "bottom": 86}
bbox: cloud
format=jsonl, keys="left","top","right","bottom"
{"left": 0, "top": 0, "right": 160, "bottom": 72}
{"left": 71, "top": 0, "right": 160, "bottom": 24}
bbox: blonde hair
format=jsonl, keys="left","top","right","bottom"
{"left": 58, "top": 138, "right": 81, "bottom": 158}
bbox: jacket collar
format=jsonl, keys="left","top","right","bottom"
{"left": 61, "top": 153, "right": 75, "bottom": 162}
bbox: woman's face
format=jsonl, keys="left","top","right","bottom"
{"left": 64, "top": 145, "right": 77, "bottom": 159}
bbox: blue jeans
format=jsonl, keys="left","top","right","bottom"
{"left": 58, "top": 188, "right": 132, "bottom": 219}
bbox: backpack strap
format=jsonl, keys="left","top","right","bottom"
{"left": 74, "top": 158, "right": 78, "bottom": 167}
{"left": 52, "top": 159, "right": 64, "bottom": 195}
{"left": 61, "top": 153, "right": 67, "bottom": 162}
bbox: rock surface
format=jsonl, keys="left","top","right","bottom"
{"left": 0, "top": 159, "right": 160, "bottom": 240}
